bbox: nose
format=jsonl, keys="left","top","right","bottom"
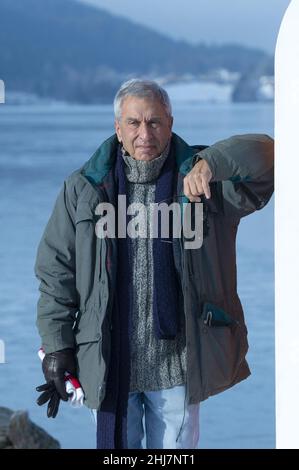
{"left": 139, "top": 122, "right": 152, "bottom": 142}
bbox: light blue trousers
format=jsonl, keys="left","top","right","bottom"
{"left": 92, "top": 384, "right": 200, "bottom": 449}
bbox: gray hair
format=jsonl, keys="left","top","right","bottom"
{"left": 114, "top": 79, "right": 172, "bottom": 121}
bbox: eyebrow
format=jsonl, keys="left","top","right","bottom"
{"left": 126, "top": 116, "right": 163, "bottom": 122}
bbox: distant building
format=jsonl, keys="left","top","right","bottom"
{"left": 0, "top": 80, "right": 5, "bottom": 104}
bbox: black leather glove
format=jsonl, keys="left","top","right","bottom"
{"left": 36, "top": 348, "right": 76, "bottom": 418}
{"left": 36, "top": 382, "right": 62, "bottom": 418}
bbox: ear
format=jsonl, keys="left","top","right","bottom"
{"left": 114, "top": 119, "right": 122, "bottom": 143}
{"left": 169, "top": 116, "right": 174, "bottom": 130}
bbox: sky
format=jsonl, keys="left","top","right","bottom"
{"left": 79, "top": 0, "right": 290, "bottom": 54}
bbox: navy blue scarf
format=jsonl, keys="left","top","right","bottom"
{"left": 97, "top": 145, "right": 179, "bottom": 449}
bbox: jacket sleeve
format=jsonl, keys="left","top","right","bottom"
{"left": 196, "top": 134, "right": 274, "bottom": 218}
{"left": 34, "top": 180, "right": 78, "bottom": 354}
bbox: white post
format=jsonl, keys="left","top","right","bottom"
{"left": 275, "top": 0, "right": 299, "bottom": 449}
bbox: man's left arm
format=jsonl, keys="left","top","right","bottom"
{"left": 185, "top": 134, "right": 274, "bottom": 218}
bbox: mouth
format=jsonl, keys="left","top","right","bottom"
{"left": 137, "top": 145, "right": 155, "bottom": 150}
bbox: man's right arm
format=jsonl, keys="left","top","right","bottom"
{"left": 34, "top": 180, "right": 78, "bottom": 354}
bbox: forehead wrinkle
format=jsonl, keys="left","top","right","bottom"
{"left": 125, "top": 115, "right": 163, "bottom": 122}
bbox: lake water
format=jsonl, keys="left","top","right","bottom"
{"left": 0, "top": 102, "right": 274, "bottom": 449}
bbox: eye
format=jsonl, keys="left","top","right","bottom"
{"left": 128, "top": 120, "right": 139, "bottom": 127}
{"left": 150, "top": 121, "right": 160, "bottom": 129}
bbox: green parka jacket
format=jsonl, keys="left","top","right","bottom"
{"left": 35, "top": 132, "right": 274, "bottom": 409}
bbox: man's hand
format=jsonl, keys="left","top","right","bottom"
{"left": 183, "top": 158, "right": 212, "bottom": 202}
{"left": 42, "top": 348, "right": 76, "bottom": 400}
{"left": 36, "top": 348, "right": 76, "bottom": 418}
{"left": 36, "top": 382, "right": 62, "bottom": 418}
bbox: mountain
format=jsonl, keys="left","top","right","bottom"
{"left": 233, "top": 56, "right": 274, "bottom": 102}
{"left": 0, "top": 0, "right": 272, "bottom": 103}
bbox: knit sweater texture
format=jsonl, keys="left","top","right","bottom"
{"left": 122, "top": 146, "right": 187, "bottom": 392}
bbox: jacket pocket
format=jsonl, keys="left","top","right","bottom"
{"left": 74, "top": 308, "right": 101, "bottom": 345}
{"left": 74, "top": 309, "right": 104, "bottom": 408}
{"left": 74, "top": 201, "right": 103, "bottom": 310}
{"left": 202, "top": 302, "right": 237, "bottom": 327}
{"left": 200, "top": 302, "right": 248, "bottom": 395}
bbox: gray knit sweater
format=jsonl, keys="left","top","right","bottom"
{"left": 122, "top": 147, "right": 187, "bottom": 393}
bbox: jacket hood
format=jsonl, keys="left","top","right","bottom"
{"left": 81, "top": 132, "right": 199, "bottom": 186}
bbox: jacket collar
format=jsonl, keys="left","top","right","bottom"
{"left": 81, "top": 132, "right": 199, "bottom": 186}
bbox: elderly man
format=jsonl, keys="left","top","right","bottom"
{"left": 35, "top": 79, "right": 274, "bottom": 449}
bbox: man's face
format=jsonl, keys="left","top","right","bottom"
{"left": 115, "top": 96, "right": 173, "bottom": 161}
